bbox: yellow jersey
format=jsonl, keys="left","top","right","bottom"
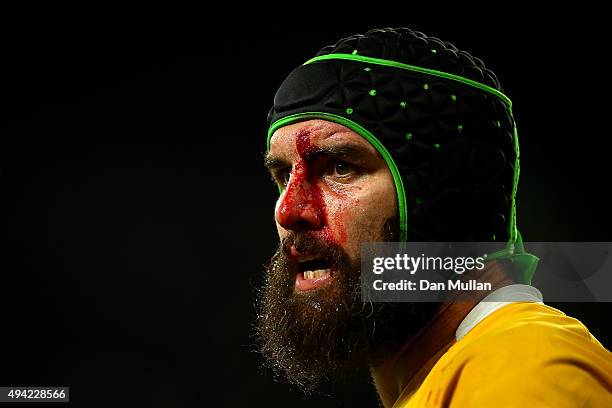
{"left": 394, "top": 302, "right": 612, "bottom": 407}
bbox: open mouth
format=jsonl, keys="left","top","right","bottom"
{"left": 295, "top": 257, "right": 333, "bottom": 292}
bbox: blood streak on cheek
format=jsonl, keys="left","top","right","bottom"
{"left": 333, "top": 211, "right": 347, "bottom": 244}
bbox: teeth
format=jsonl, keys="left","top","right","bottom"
{"left": 303, "top": 269, "right": 330, "bottom": 280}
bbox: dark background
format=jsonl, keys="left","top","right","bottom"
{"left": 1, "top": 7, "right": 610, "bottom": 407}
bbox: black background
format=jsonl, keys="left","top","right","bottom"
{"left": 1, "top": 7, "right": 611, "bottom": 407}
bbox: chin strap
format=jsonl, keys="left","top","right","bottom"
{"left": 482, "top": 231, "right": 539, "bottom": 284}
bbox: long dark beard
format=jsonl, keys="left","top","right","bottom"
{"left": 254, "top": 218, "right": 440, "bottom": 393}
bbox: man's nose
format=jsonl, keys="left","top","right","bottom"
{"left": 275, "top": 178, "right": 323, "bottom": 232}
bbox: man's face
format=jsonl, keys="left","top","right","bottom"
{"left": 268, "top": 119, "right": 397, "bottom": 290}
{"left": 257, "top": 119, "right": 438, "bottom": 391}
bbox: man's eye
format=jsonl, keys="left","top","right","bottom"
{"left": 328, "top": 161, "right": 355, "bottom": 178}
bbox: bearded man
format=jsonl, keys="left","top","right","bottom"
{"left": 256, "top": 27, "right": 612, "bottom": 407}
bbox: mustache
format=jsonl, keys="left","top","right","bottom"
{"left": 280, "top": 232, "right": 345, "bottom": 262}
{"left": 278, "top": 215, "right": 400, "bottom": 259}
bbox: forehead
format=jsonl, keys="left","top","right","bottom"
{"left": 268, "top": 119, "right": 377, "bottom": 159}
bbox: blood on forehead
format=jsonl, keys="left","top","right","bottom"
{"left": 295, "top": 126, "right": 317, "bottom": 157}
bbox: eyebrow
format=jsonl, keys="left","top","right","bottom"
{"left": 264, "top": 155, "right": 290, "bottom": 172}
{"left": 264, "top": 143, "right": 373, "bottom": 174}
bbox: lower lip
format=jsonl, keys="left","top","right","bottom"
{"left": 295, "top": 270, "right": 332, "bottom": 292}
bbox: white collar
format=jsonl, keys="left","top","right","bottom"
{"left": 455, "top": 284, "right": 544, "bottom": 341}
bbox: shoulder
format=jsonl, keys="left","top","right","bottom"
{"left": 461, "top": 302, "right": 608, "bottom": 358}
{"left": 440, "top": 303, "right": 612, "bottom": 407}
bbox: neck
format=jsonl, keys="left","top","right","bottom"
{"left": 370, "top": 260, "right": 514, "bottom": 408}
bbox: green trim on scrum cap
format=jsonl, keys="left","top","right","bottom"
{"left": 482, "top": 231, "right": 539, "bottom": 284}
{"left": 267, "top": 111, "right": 409, "bottom": 242}
{"left": 509, "top": 123, "right": 520, "bottom": 243}
{"left": 304, "top": 53, "right": 513, "bottom": 108}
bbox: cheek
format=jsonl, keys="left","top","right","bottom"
{"left": 325, "top": 179, "right": 396, "bottom": 246}
{"left": 322, "top": 189, "right": 366, "bottom": 247}
{"left": 326, "top": 198, "right": 352, "bottom": 245}
{"left": 332, "top": 200, "right": 376, "bottom": 242}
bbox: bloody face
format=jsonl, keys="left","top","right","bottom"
{"left": 268, "top": 119, "right": 398, "bottom": 287}
{"left": 256, "top": 119, "right": 438, "bottom": 391}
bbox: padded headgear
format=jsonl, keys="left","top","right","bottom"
{"left": 267, "top": 27, "right": 538, "bottom": 282}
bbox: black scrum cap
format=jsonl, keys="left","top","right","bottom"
{"left": 267, "top": 27, "right": 538, "bottom": 283}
